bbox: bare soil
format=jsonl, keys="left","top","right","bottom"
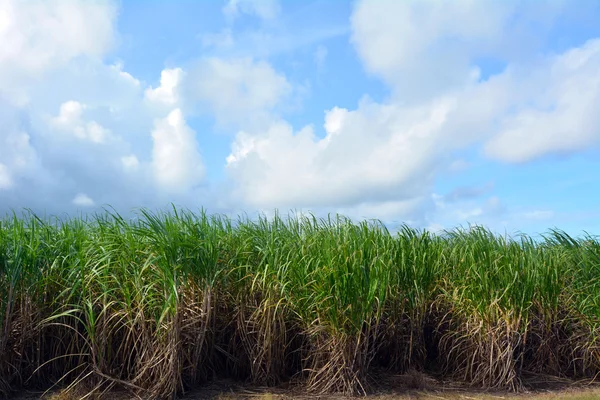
{"left": 8, "top": 371, "right": 600, "bottom": 400}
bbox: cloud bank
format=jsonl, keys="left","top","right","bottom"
{"left": 0, "top": 0, "right": 598, "bottom": 234}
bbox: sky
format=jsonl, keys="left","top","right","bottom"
{"left": 1, "top": 0, "right": 600, "bottom": 237}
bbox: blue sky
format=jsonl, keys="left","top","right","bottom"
{"left": 1, "top": 0, "right": 600, "bottom": 237}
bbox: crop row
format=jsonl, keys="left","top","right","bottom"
{"left": 1, "top": 209, "right": 600, "bottom": 399}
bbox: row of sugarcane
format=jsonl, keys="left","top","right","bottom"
{"left": 1, "top": 209, "right": 600, "bottom": 399}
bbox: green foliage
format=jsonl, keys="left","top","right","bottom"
{"left": 0, "top": 209, "right": 600, "bottom": 397}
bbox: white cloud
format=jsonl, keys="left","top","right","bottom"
{"left": 151, "top": 109, "right": 205, "bottom": 193}
{"left": 121, "top": 155, "right": 140, "bottom": 172}
{"left": 0, "top": 109, "right": 42, "bottom": 186}
{"left": 223, "top": 0, "right": 280, "bottom": 21}
{"left": 484, "top": 39, "right": 600, "bottom": 163}
{"left": 348, "top": 0, "right": 600, "bottom": 165}
{"left": 0, "top": 1, "right": 162, "bottom": 214}
{"left": 185, "top": 57, "right": 292, "bottom": 129}
{"left": 0, "top": 0, "right": 116, "bottom": 70}
{"left": 349, "top": 0, "right": 570, "bottom": 103}
{"left": 50, "top": 101, "right": 113, "bottom": 144}
{"left": 0, "top": 0, "right": 117, "bottom": 102}
{"left": 109, "top": 62, "right": 140, "bottom": 88}
{"left": 220, "top": 0, "right": 600, "bottom": 229}
{"left": 0, "top": 0, "right": 139, "bottom": 114}
{"left": 350, "top": 0, "right": 513, "bottom": 100}
{"left": 145, "top": 68, "right": 185, "bottom": 108}
{"left": 52, "top": 100, "right": 84, "bottom": 125}
{"left": 73, "top": 193, "right": 95, "bottom": 207}
{"left": 0, "top": 0, "right": 598, "bottom": 235}
{"left": 227, "top": 96, "right": 457, "bottom": 209}
{"left": 0, "top": 164, "right": 12, "bottom": 189}
{"left": 0, "top": 0, "right": 218, "bottom": 216}
{"left": 217, "top": 1, "right": 548, "bottom": 219}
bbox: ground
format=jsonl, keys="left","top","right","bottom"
{"left": 13, "top": 387, "right": 600, "bottom": 400}
{"left": 9, "top": 372, "right": 600, "bottom": 400}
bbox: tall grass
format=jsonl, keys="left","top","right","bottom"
{"left": 1, "top": 209, "right": 600, "bottom": 398}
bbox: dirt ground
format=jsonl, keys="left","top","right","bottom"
{"left": 182, "top": 386, "right": 600, "bottom": 400}
{"left": 9, "top": 371, "right": 600, "bottom": 400}
{"left": 13, "top": 387, "right": 600, "bottom": 400}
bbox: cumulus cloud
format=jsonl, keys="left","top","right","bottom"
{"left": 227, "top": 0, "right": 516, "bottom": 216}
{"left": 349, "top": 0, "right": 570, "bottom": 101}
{"left": 0, "top": 0, "right": 117, "bottom": 103}
{"left": 0, "top": 98, "right": 141, "bottom": 213}
{"left": 151, "top": 109, "right": 205, "bottom": 193}
{"left": 145, "top": 68, "right": 185, "bottom": 108}
{"left": 226, "top": 96, "right": 457, "bottom": 209}
{"left": 73, "top": 193, "right": 95, "bottom": 207}
{"left": 345, "top": 0, "right": 600, "bottom": 167}
{"left": 484, "top": 39, "right": 600, "bottom": 163}
{"left": 50, "top": 101, "right": 113, "bottom": 143}
{"left": 184, "top": 57, "right": 292, "bottom": 129}
{"left": 0, "top": 0, "right": 116, "bottom": 68}
{"left": 146, "top": 59, "right": 297, "bottom": 131}
{"left": 0, "top": 0, "right": 165, "bottom": 214}
{"left": 224, "top": 0, "right": 600, "bottom": 227}
{"left": 350, "top": 0, "right": 513, "bottom": 101}
{"left": 0, "top": 0, "right": 217, "bottom": 217}
{"left": 1, "top": 0, "right": 598, "bottom": 233}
